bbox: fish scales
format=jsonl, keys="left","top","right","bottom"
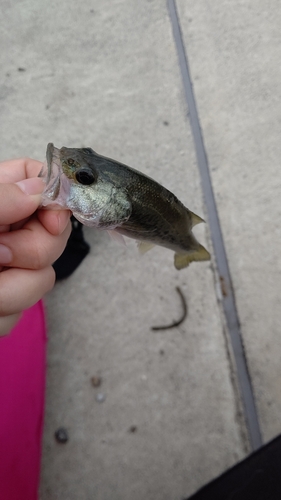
{"left": 40, "top": 143, "right": 210, "bottom": 270}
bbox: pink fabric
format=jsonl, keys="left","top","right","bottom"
{"left": 0, "top": 301, "right": 46, "bottom": 500}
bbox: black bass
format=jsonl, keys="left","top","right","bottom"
{"left": 40, "top": 143, "right": 210, "bottom": 270}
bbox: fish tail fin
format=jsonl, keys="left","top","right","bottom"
{"left": 174, "top": 244, "right": 210, "bottom": 270}
{"left": 190, "top": 211, "right": 205, "bottom": 228}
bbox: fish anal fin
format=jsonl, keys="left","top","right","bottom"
{"left": 137, "top": 241, "right": 155, "bottom": 255}
{"left": 174, "top": 244, "right": 210, "bottom": 270}
{"left": 190, "top": 211, "right": 205, "bottom": 228}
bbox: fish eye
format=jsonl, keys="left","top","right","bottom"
{"left": 75, "top": 168, "right": 96, "bottom": 185}
{"left": 67, "top": 158, "right": 75, "bottom": 166}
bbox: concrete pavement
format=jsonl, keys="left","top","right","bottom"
{"left": 177, "top": 0, "right": 281, "bottom": 443}
{"left": 0, "top": 0, "right": 280, "bottom": 498}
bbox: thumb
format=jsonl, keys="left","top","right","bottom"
{"left": 0, "top": 178, "right": 45, "bottom": 225}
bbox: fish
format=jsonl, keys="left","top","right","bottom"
{"left": 40, "top": 143, "right": 210, "bottom": 270}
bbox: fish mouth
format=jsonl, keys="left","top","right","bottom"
{"left": 39, "top": 143, "right": 71, "bottom": 208}
{"left": 46, "top": 143, "right": 58, "bottom": 184}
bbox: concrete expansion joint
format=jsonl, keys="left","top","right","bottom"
{"left": 167, "top": 0, "right": 262, "bottom": 451}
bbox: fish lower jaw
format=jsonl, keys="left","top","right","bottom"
{"left": 72, "top": 212, "right": 118, "bottom": 229}
{"left": 72, "top": 212, "right": 99, "bottom": 226}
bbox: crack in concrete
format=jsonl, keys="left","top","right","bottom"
{"left": 167, "top": 0, "right": 262, "bottom": 451}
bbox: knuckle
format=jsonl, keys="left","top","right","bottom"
{"left": 31, "top": 240, "right": 52, "bottom": 269}
{"left": 27, "top": 237, "right": 64, "bottom": 271}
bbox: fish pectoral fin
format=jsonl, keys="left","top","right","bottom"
{"left": 174, "top": 244, "right": 210, "bottom": 270}
{"left": 107, "top": 230, "right": 127, "bottom": 246}
{"left": 190, "top": 211, "right": 205, "bottom": 228}
{"left": 137, "top": 241, "right": 155, "bottom": 255}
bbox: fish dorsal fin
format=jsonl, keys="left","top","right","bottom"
{"left": 174, "top": 244, "right": 210, "bottom": 270}
{"left": 137, "top": 241, "right": 155, "bottom": 255}
{"left": 190, "top": 211, "right": 205, "bottom": 228}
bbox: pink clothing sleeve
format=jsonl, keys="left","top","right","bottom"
{"left": 0, "top": 301, "right": 46, "bottom": 500}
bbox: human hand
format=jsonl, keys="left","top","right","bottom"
{"left": 0, "top": 157, "right": 71, "bottom": 335}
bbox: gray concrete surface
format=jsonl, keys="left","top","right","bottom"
{"left": 0, "top": 0, "right": 280, "bottom": 498}
{"left": 177, "top": 0, "right": 281, "bottom": 443}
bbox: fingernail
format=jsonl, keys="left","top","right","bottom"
{"left": 0, "top": 244, "right": 12, "bottom": 264}
{"left": 16, "top": 178, "right": 45, "bottom": 195}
